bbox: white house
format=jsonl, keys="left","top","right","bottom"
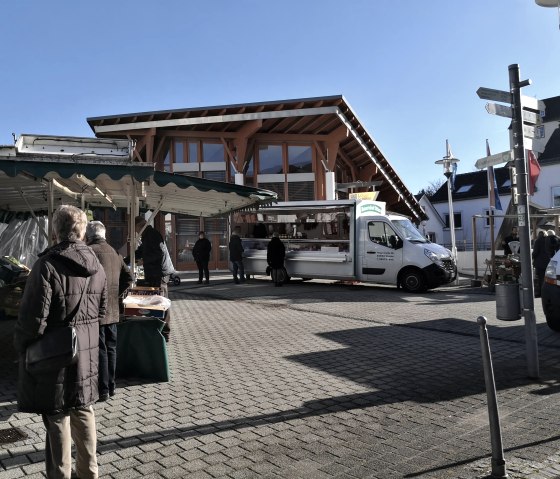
{"left": 424, "top": 95, "right": 560, "bottom": 254}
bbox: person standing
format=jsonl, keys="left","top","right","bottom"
{"left": 192, "top": 231, "right": 212, "bottom": 284}
{"left": 267, "top": 232, "right": 286, "bottom": 286}
{"left": 532, "top": 230, "right": 548, "bottom": 298}
{"left": 133, "top": 216, "right": 174, "bottom": 341}
{"left": 86, "top": 221, "right": 133, "bottom": 401}
{"left": 14, "top": 205, "right": 107, "bottom": 479}
{"left": 229, "top": 227, "right": 245, "bottom": 284}
{"left": 545, "top": 229, "right": 560, "bottom": 259}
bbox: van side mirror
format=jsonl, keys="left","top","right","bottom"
{"left": 389, "top": 235, "right": 402, "bottom": 249}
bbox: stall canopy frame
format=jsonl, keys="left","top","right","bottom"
{"left": 0, "top": 138, "right": 277, "bottom": 271}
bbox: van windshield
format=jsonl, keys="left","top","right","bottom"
{"left": 392, "top": 219, "right": 429, "bottom": 243}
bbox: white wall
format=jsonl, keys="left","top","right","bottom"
{"left": 430, "top": 195, "right": 509, "bottom": 251}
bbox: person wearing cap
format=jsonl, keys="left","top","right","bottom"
{"left": 192, "top": 231, "right": 212, "bottom": 285}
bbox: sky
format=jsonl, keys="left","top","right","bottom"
{"left": 1, "top": 0, "right": 559, "bottom": 195}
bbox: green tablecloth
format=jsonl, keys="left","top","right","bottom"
{"left": 116, "top": 318, "right": 169, "bottom": 382}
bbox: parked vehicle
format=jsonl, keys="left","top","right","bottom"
{"left": 233, "top": 200, "right": 456, "bottom": 292}
{"left": 541, "top": 249, "right": 560, "bottom": 331}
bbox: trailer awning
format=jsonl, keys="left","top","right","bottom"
{"left": 0, "top": 156, "right": 277, "bottom": 216}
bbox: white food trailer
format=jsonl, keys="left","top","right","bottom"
{"left": 234, "top": 200, "right": 456, "bottom": 292}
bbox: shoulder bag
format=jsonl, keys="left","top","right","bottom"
{"left": 25, "top": 276, "right": 90, "bottom": 374}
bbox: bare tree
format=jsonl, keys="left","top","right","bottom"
{"left": 417, "top": 179, "right": 445, "bottom": 198}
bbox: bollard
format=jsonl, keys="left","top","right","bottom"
{"left": 477, "top": 316, "right": 508, "bottom": 479}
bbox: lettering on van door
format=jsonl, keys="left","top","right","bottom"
{"left": 364, "top": 220, "right": 403, "bottom": 283}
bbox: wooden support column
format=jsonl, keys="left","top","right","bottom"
{"left": 233, "top": 120, "right": 262, "bottom": 175}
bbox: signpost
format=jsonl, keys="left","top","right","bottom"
{"left": 474, "top": 150, "right": 513, "bottom": 170}
{"left": 522, "top": 124, "right": 545, "bottom": 139}
{"left": 477, "top": 65, "right": 541, "bottom": 379}
{"left": 476, "top": 87, "right": 512, "bottom": 104}
{"left": 485, "top": 103, "right": 512, "bottom": 119}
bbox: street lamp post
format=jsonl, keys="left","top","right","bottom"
{"left": 436, "top": 140, "right": 460, "bottom": 284}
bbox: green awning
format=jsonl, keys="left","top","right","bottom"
{"left": 0, "top": 157, "right": 277, "bottom": 216}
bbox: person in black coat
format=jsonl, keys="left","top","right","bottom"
{"left": 192, "top": 231, "right": 212, "bottom": 284}
{"left": 133, "top": 216, "right": 174, "bottom": 341}
{"left": 267, "top": 232, "right": 286, "bottom": 286}
{"left": 14, "top": 205, "right": 107, "bottom": 479}
{"left": 229, "top": 227, "right": 245, "bottom": 284}
{"left": 532, "top": 230, "right": 548, "bottom": 298}
{"left": 86, "top": 221, "right": 133, "bottom": 401}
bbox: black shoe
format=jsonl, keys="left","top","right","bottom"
{"left": 98, "top": 394, "right": 109, "bottom": 403}
{"left": 109, "top": 389, "right": 116, "bottom": 397}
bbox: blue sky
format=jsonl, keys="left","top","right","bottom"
{"left": 1, "top": 0, "right": 559, "bottom": 195}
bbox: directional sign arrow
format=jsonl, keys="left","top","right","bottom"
{"left": 523, "top": 124, "right": 545, "bottom": 139}
{"left": 477, "top": 87, "right": 512, "bottom": 104}
{"left": 475, "top": 150, "right": 514, "bottom": 170}
{"left": 522, "top": 109, "right": 542, "bottom": 125}
{"left": 486, "top": 102, "right": 512, "bottom": 118}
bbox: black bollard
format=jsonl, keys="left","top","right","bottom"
{"left": 477, "top": 315, "right": 508, "bottom": 479}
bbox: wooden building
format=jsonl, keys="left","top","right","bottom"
{"left": 87, "top": 95, "right": 424, "bottom": 271}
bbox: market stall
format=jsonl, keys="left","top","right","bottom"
{"left": 0, "top": 135, "right": 277, "bottom": 380}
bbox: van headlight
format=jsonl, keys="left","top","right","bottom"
{"left": 545, "top": 260, "right": 558, "bottom": 285}
{"left": 425, "top": 249, "right": 441, "bottom": 264}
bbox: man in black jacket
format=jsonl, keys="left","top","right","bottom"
{"left": 86, "top": 221, "right": 133, "bottom": 401}
{"left": 229, "top": 227, "right": 245, "bottom": 284}
{"left": 14, "top": 205, "right": 107, "bottom": 479}
{"left": 192, "top": 231, "right": 212, "bottom": 284}
{"left": 133, "top": 216, "right": 174, "bottom": 341}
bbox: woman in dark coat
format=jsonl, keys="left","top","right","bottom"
{"left": 532, "top": 230, "right": 548, "bottom": 297}
{"left": 192, "top": 231, "right": 212, "bottom": 284}
{"left": 267, "top": 232, "right": 286, "bottom": 286}
{"left": 13, "top": 205, "right": 107, "bottom": 479}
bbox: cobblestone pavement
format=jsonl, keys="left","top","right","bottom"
{"left": 2, "top": 273, "right": 560, "bottom": 478}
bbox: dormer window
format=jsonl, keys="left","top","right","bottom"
{"left": 455, "top": 184, "right": 473, "bottom": 193}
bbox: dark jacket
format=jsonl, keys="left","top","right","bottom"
{"left": 267, "top": 237, "right": 286, "bottom": 269}
{"left": 545, "top": 234, "right": 559, "bottom": 259}
{"left": 192, "top": 237, "right": 212, "bottom": 263}
{"left": 88, "top": 238, "right": 133, "bottom": 325}
{"left": 136, "top": 225, "right": 174, "bottom": 280}
{"left": 229, "top": 233, "right": 244, "bottom": 262}
{"left": 532, "top": 233, "right": 549, "bottom": 271}
{"left": 13, "top": 241, "right": 107, "bottom": 414}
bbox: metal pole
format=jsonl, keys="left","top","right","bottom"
{"left": 477, "top": 316, "right": 508, "bottom": 479}
{"left": 472, "top": 216, "right": 478, "bottom": 280}
{"left": 445, "top": 174, "right": 458, "bottom": 284}
{"left": 509, "top": 63, "right": 539, "bottom": 379}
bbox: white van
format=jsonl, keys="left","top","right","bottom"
{"left": 234, "top": 200, "right": 456, "bottom": 292}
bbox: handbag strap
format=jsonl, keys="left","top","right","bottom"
{"left": 69, "top": 276, "right": 91, "bottom": 326}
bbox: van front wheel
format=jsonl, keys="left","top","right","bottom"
{"left": 400, "top": 269, "right": 427, "bottom": 293}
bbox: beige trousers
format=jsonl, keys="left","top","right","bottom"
{"left": 42, "top": 405, "right": 98, "bottom": 479}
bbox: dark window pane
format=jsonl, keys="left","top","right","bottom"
{"left": 288, "top": 145, "right": 312, "bottom": 173}
{"left": 203, "top": 143, "right": 224, "bottom": 163}
{"left": 258, "top": 145, "right": 283, "bottom": 174}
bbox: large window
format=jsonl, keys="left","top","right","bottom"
{"left": 258, "top": 145, "right": 283, "bottom": 174}
{"left": 189, "top": 142, "right": 198, "bottom": 163}
{"left": 174, "top": 141, "right": 185, "bottom": 163}
{"left": 288, "top": 145, "right": 312, "bottom": 173}
{"left": 203, "top": 143, "right": 225, "bottom": 163}
{"left": 552, "top": 186, "right": 560, "bottom": 207}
